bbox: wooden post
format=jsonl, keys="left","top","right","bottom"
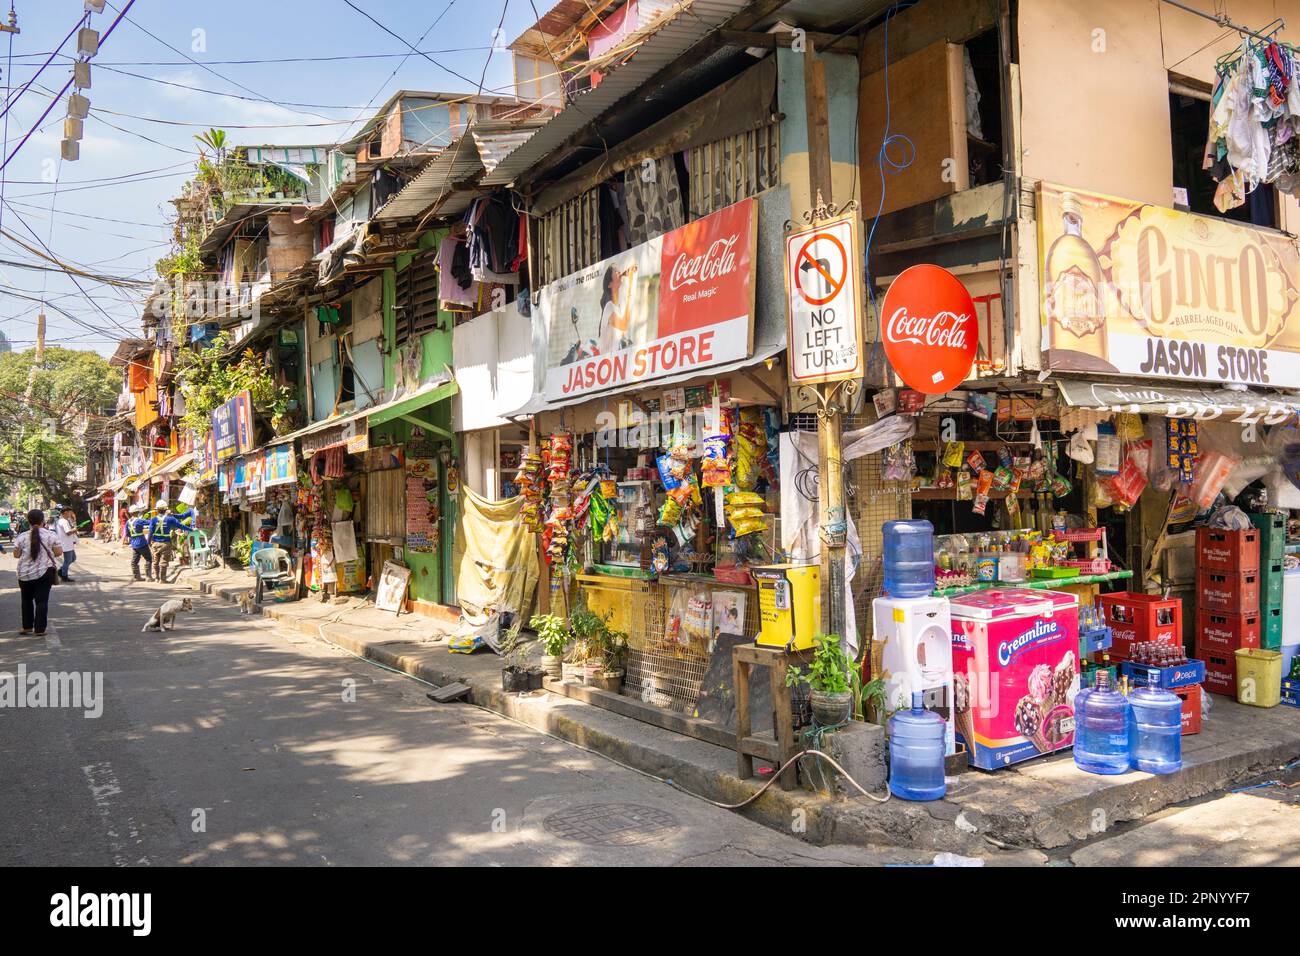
{"left": 804, "top": 42, "right": 848, "bottom": 637}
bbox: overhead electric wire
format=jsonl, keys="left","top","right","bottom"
{"left": 1, "top": 0, "right": 137, "bottom": 174}
{"left": 1, "top": 202, "right": 141, "bottom": 334}
{"left": 0, "top": 9, "right": 83, "bottom": 122}
{"left": 338, "top": 0, "right": 460, "bottom": 143}
{"left": 105, "top": 1, "right": 342, "bottom": 126}
{"left": 4, "top": 46, "right": 500, "bottom": 67}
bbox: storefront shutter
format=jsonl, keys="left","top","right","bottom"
{"left": 365, "top": 465, "right": 405, "bottom": 542}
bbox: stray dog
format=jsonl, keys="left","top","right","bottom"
{"left": 143, "top": 598, "right": 193, "bottom": 632}
{"left": 238, "top": 589, "right": 255, "bottom": 614}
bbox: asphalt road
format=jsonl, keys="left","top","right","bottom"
{"left": 0, "top": 542, "right": 909, "bottom": 867}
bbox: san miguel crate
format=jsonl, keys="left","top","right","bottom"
{"left": 1196, "top": 609, "right": 1261, "bottom": 653}
{"left": 1248, "top": 511, "right": 1287, "bottom": 561}
{"left": 1196, "top": 527, "right": 1261, "bottom": 574}
{"left": 1120, "top": 658, "right": 1206, "bottom": 691}
{"left": 1198, "top": 648, "right": 1238, "bottom": 696}
{"left": 1174, "top": 684, "right": 1203, "bottom": 734}
{"left": 1099, "top": 592, "right": 1181, "bottom": 660}
{"left": 1196, "top": 568, "right": 1260, "bottom": 615}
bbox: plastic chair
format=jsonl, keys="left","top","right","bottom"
{"left": 251, "top": 547, "right": 296, "bottom": 603}
{"left": 188, "top": 530, "right": 216, "bottom": 570}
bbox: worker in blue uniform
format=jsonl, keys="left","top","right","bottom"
{"left": 128, "top": 502, "right": 153, "bottom": 582}
{"left": 147, "top": 501, "right": 187, "bottom": 583}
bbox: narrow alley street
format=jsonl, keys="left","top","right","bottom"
{"left": 0, "top": 544, "right": 913, "bottom": 867}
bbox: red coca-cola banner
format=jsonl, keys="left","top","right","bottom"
{"left": 541, "top": 198, "right": 757, "bottom": 401}
{"left": 881, "top": 264, "right": 978, "bottom": 394}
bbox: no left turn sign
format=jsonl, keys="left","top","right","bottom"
{"left": 784, "top": 214, "right": 863, "bottom": 384}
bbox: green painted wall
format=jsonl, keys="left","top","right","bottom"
{"left": 372, "top": 225, "right": 457, "bottom": 605}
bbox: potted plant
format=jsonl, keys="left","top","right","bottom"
{"left": 786, "top": 633, "right": 854, "bottom": 726}
{"left": 529, "top": 613, "right": 568, "bottom": 681}
{"left": 591, "top": 624, "right": 628, "bottom": 693}
{"left": 500, "top": 631, "right": 536, "bottom": 693}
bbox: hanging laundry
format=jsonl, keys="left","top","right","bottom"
{"left": 464, "top": 192, "right": 520, "bottom": 284}
{"left": 436, "top": 234, "right": 480, "bottom": 309}
{"left": 1203, "top": 37, "right": 1300, "bottom": 208}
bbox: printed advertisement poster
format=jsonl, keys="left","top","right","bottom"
{"left": 264, "top": 444, "right": 297, "bottom": 487}
{"left": 541, "top": 198, "right": 756, "bottom": 400}
{"left": 405, "top": 458, "right": 439, "bottom": 553}
{"left": 211, "top": 390, "right": 255, "bottom": 461}
{"left": 1039, "top": 182, "right": 1300, "bottom": 385}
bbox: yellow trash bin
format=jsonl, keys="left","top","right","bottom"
{"left": 1235, "top": 648, "right": 1282, "bottom": 708}
{"left": 753, "top": 563, "right": 820, "bottom": 651}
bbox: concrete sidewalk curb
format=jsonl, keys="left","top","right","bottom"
{"left": 177, "top": 564, "right": 912, "bottom": 852}
{"left": 163, "top": 546, "right": 1299, "bottom": 856}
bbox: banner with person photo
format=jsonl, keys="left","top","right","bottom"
{"left": 540, "top": 198, "right": 757, "bottom": 401}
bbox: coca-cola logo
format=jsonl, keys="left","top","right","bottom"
{"left": 880, "top": 264, "right": 978, "bottom": 394}
{"left": 668, "top": 235, "right": 739, "bottom": 292}
{"left": 885, "top": 308, "right": 973, "bottom": 349}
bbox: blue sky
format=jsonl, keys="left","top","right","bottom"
{"left": 0, "top": 0, "right": 533, "bottom": 356}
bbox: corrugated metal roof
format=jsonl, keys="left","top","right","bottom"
{"left": 373, "top": 137, "right": 485, "bottom": 222}
{"left": 373, "top": 120, "right": 547, "bottom": 222}
{"left": 473, "top": 122, "right": 546, "bottom": 175}
{"left": 481, "top": 0, "right": 750, "bottom": 188}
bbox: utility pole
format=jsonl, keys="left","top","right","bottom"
{"left": 23, "top": 310, "right": 44, "bottom": 401}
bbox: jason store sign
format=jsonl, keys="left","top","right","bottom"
{"left": 1039, "top": 182, "right": 1300, "bottom": 386}
{"left": 540, "top": 199, "right": 756, "bottom": 401}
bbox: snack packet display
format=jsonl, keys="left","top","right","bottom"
{"left": 701, "top": 432, "right": 732, "bottom": 488}
{"left": 972, "top": 469, "right": 993, "bottom": 515}
{"left": 942, "top": 441, "right": 966, "bottom": 468}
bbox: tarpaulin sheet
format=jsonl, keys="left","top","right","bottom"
{"left": 453, "top": 486, "right": 539, "bottom": 638}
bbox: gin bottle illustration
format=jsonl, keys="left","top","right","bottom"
{"left": 1044, "top": 192, "right": 1114, "bottom": 370}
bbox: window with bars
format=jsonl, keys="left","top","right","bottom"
{"left": 536, "top": 185, "right": 601, "bottom": 287}
{"left": 394, "top": 249, "right": 442, "bottom": 347}
{"left": 688, "top": 122, "right": 780, "bottom": 219}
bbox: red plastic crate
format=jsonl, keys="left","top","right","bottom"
{"left": 1196, "top": 609, "right": 1261, "bottom": 653}
{"left": 1197, "top": 646, "right": 1238, "bottom": 696}
{"left": 1173, "top": 683, "right": 1202, "bottom": 735}
{"left": 1196, "top": 526, "right": 1261, "bottom": 573}
{"left": 1196, "top": 568, "right": 1261, "bottom": 615}
{"left": 1099, "top": 592, "right": 1182, "bottom": 660}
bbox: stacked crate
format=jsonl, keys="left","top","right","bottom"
{"left": 1249, "top": 512, "right": 1286, "bottom": 651}
{"left": 1195, "top": 526, "right": 1261, "bottom": 695}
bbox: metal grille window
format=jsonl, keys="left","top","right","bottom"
{"left": 537, "top": 186, "right": 601, "bottom": 287}
{"left": 394, "top": 250, "right": 441, "bottom": 346}
{"left": 365, "top": 465, "right": 405, "bottom": 542}
{"left": 688, "top": 122, "right": 780, "bottom": 218}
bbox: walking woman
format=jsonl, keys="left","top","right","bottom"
{"left": 12, "top": 509, "right": 63, "bottom": 636}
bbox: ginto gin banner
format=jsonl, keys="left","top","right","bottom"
{"left": 541, "top": 198, "right": 756, "bottom": 401}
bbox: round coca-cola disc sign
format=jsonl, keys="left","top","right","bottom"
{"left": 880, "top": 264, "right": 978, "bottom": 394}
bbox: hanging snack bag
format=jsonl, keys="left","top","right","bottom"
{"left": 942, "top": 441, "right": 966, "bottom": 469}
{"left": 966, "top": 449, "right": 986, "bottom": 473}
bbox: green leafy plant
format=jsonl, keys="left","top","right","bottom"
{"left": 785, "top": 633, "right": 852, "bottom": 695}
{"left": 178, "top": 332, "right": 290, "bottom": 437}
{"left": 856, "top": 675, "right": 887, "bottom": 722}
{"left": 231, "top": 535, "right": 253, "bottom": 566}
{"left": 567, "top": 607, "right": 626, "bottom": 673}
{"left": 529, "top": 614, "right": 570, "bottom": 657}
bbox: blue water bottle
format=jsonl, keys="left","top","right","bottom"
{"left": 888, "top": 691, "right": 947, "bottom": 800}
{"left": 1129, "top": 684, "right": 1183, "bottom": 774}
{"left": 1073, "top": 670, "right": 1133, "bottom": 774}
{"left": 882, "top": 519, "right": 935, "bottom": 598}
